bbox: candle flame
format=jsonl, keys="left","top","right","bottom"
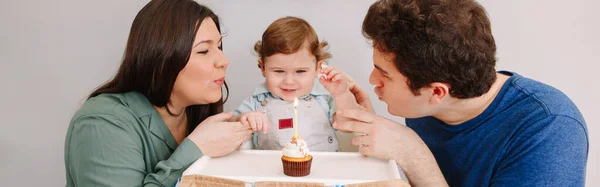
{"left": 293, "top": 97, "right": 298, "bottom": 108}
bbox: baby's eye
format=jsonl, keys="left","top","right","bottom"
{"left": 296, "top": 70, "right": 307, "bottom": 73}
{"left": 274, "top": 70, "right": 285, "bottom": 73}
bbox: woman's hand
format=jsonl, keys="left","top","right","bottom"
{"left": 188, "top": 112, "right": 253, "bottom": 157}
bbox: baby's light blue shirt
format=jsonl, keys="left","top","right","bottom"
{"left": 233, "top": 80, "right": 336, "bottom": 124}
{"left": 234, "top": 81, "right": 336, "bottom": 149}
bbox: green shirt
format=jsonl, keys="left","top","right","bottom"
{"left": 64, "top": 91, "right": 202, "bottom": 187}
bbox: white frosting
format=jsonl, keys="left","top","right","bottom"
{"left": 282, "top": 136, "right": 310, "bottom": 158}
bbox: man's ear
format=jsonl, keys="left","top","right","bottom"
{"left": 427, "top": 82, "right": 450, "bottom": 104}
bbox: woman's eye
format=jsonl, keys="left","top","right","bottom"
{"left": 197, "top": 50, "right": 209, "bottom": 54}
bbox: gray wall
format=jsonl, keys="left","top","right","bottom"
{"left": 1, "top": 0, "right": 598, "bottom": 186}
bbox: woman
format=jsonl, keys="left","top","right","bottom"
{"left": 64, "top": 0, "right": 252, "bottom": 186}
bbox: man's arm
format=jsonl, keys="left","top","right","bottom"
{"left": 334, "top": 109, "right": 448, "bottom": 187}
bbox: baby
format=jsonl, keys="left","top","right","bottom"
{"left": 231, "top": 16, "right": 358, "bottom": 151}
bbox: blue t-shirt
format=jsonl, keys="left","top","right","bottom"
{"left": 406, "top": 71, "right": 588, "bottom": 187}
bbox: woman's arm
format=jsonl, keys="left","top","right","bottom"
{"left": 66, "top": 114, "right": 201, "bottom": 187}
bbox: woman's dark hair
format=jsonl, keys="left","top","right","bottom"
{"left": 89, "top": 0, "right": 228, "bottom": 133}
{"left": 362, "top": 0, "right": 497, "bottom": 98}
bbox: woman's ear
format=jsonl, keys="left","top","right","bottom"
{"left": 427, "top": 82, "right": 450, "bottom": 105}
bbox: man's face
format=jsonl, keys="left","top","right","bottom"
{"left": 368, "top": 48, "right": 432, "bottom": 118}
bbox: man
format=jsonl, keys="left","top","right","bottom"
{"left": 333, "top": 0, "right": 589, "bottom": 186}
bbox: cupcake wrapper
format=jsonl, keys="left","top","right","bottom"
{"left": 281, "top": 157, "right": 313, "bottom": 177}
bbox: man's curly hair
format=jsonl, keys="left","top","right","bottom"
{"left": 362, "top": 0, "right": 497, "bottom": 99}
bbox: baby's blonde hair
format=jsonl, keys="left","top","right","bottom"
{"left": 254, "top": 16, "right": 331, "bottom": 69}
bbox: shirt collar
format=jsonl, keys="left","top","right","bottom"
{"left": 123, "top": 91, "right": 178, "bottom": 150}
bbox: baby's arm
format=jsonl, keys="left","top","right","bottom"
{"left": 231, "top": 96, "right": 269, "bottom": 132}
{"left": 229, "top": 96, "right": 258, "bottom": 150}
{"left": 230, "top": 96, "right": 256, "bottom": 122}
{"left": 320, "top": 66, "right": 362, "bottom": 133}
{"left": 319, "top": 66, "right": 362, "bottom": 111}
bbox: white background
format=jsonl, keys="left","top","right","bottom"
{"left": 0, "top": 0, "right": 598, "bottom": 186}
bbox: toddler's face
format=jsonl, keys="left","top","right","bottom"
{"left": 262, "top": 47, "right": 321, "bottom": 102}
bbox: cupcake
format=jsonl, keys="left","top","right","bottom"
{"left": 281, "top": 136, "right": 313, "bottom": 177}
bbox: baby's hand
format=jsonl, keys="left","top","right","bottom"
{"left": 239, "top": 111, "right": 270, "bottom": 133}
{"left": 319, "top": 65, "right": 355, "bottom": 97}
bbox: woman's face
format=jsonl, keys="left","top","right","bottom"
{"left": 172, "top": 17, "right": 229, "bottom": 106}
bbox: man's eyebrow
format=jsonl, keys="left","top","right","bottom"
{"left": 374, "top": 64, "right": 388, "bottom": 75}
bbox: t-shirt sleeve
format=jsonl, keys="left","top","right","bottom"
{"left": 490, "top": 115, "right": 588, "bottom": 187}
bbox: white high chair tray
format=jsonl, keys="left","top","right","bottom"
{"left": 182, "top": 150, "right": 405, "bottom": 185}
